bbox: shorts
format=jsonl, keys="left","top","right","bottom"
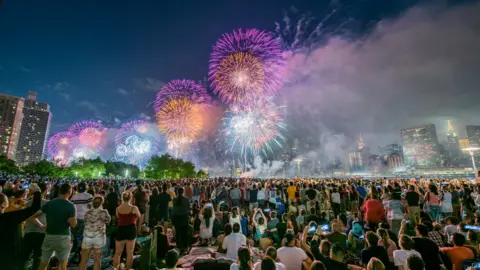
{"left": 115, "top": 225, "right": 137, "bottom": 241}
{"left": 82, "top": 234, "right": 106, "bottom": 249}
{"left": 41, "top": 234, "right": 72, "bottom": 262}
{"left": 158, "top": 212, "right": 169, "bottom": 222}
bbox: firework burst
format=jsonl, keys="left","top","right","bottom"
{"left": 209, "top": 28, "right": 285, "bottom": 104}
{"left": 47, "top": 131, "right": 74, "bottom": 165}
{"left": 67, "top": 121, "right": 106, "bottom": 160}
{"left": 223, "top": 98, "right": 285, "bottom": 155}
{"left": 156, "top": 98, "right": 204, "bottom": 142}
{"left": 114, "top": 120, "right": 160, "bottom": 168}
{"left": 154, "top": 79, "right": 211, "bottom": 114}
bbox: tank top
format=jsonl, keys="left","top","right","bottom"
{"left": 427, "top": 192, "right": 441, "bottom": 206}
{"left": 118, "top": 206, "right": 137, "bottom": 226}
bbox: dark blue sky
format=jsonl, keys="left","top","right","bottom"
{"left": 0, "top": 0, "right": 462, "bottom": 133}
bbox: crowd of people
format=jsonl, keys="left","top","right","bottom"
{"left": 2, "top": 175, "right": 480, "bottom": 270}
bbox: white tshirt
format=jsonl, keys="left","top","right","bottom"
{"left": 277, "top": 247, "right": 308, "bottom": 270}
{"left": 222, "top": 233, "right": 247, "bottom": 260}
{"left": 70, "top": 192, "right": 93, "bottom": 220}
{"left": 393, "top": 249, "right": 422, "bottom": 269}
{"left": 253, "top": 261, "right": 286, "bottom": 270}
{"left": 331, "top": 192, "right": 341, "bottom": 204}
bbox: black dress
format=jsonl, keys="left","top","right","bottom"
{"left": 0, "top": 191, "right": 41, "bottom": 270}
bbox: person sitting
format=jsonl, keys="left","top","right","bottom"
{"left": 161, "top": 249, "right": 180, "bottom": 270}
{"left": 406, "top": 254, "right": 425, "bottom": 270}
{"left": 222, "top": 223, "right": 246, "bottom": 260}
{"left": 277, "top": 230, "right": 312, "bottom": 270}
{"left": 230, "top": 246, "right": 252, "bottom": 270}
{"left": 367, "top": 257, "right": 386, "bottom": 270}
{"left": 440, "top": 232, "right": 475, "bottom": 270}
{"left": 393, "top": 234, "right": 422, "bottom": 270}
{"left": 199, "top": 204, "right": 216, "bottom": 245}
{"left": 253, "top": 246, "right": 286, "bottom": 270}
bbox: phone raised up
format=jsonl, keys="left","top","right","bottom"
{"left": 206, "top": 203, "right": 212, "bottom": 207}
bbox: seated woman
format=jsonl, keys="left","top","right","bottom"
{"left": 199, "top": 203, "right": 216, "bottom": 245}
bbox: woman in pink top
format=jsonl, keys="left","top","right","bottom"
{"left": 377, "top": 228, "right": 397, "bottom": 264}
{"left": 424, "top": 184, "right": 441, "bottom": 222}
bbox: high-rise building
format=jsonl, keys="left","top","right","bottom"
{"left": 0, "top": 94, "right": 24, "bottom": 159}
{"left": 15, "top": 92, "right": 51, "bottom": 165}
{"left": 348, "top": 151, "right": 363, "bottom": 171}
{"left": 459, "top": 138, "right": 470, "bottom": 150}
{"left": 401, "top": 124, "right": 441, "bottom": 167}
{"left": 446, "top": 120, "right": 460, "bottom": 166}
{"left": 466, "top": 125, "right": 480, "bottom": 147}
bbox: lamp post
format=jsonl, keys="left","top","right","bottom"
{"left": 462, "top": 147, "right": 480, "bottom": 177}
{"left": 125, "top": 169, "right": 129, "bottom": 178}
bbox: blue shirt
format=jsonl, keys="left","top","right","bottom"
{"left": 356, "top": 186, "right": 367, "bottom": 198}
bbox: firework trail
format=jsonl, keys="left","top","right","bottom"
{"left": 275, "top": 6, "right": 352, "bottom": 53}
{"left": 209, "top": 28, "right": 285, "bottom": 104}
{"left": 154, "top": 79, "right": 211, "bottom": 114}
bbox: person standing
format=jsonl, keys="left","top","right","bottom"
{"left": 23, "top": 183, "right": 49, "bottom": 270}
{"left": 249, "top": 184, "right": 258, "bottom": 211}
{"left": 158, "top": 183, "right": 172, "bottom": 233}
{"left": 37, "top": 183, "right": 77, "bottom": 270}
{"left": 79, "top": 196, "right": 111, "bottom": 270}
{"left": 70, "top": 181, "right": 94, "bottom": 257}
{"left": 405, "top": 185, "right": 420, "bottom": 224}
{"left": 172, "top": 187, "right": 190, "bottom": 254}
{"left": 424, "top": 184, "right": 441, "bottom": 222}
{"left": 113, "top": 191, "right": 141, "bottom": 270}
{"left": 0, "top": 188, "right": 41, "bottom": 270}
{"left": 230, "top": 184, "right": 241, "bottom": 208}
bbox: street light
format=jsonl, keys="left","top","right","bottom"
{"left": 74, "top": 171, "right": 78, "bottom": 177}
{"left": 125, "top": 169, "right": 129, "bottom": 178}
{"left": 462, "top": 147, "right": 480, "bottom": 177}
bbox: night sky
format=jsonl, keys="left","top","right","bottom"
{"left": 1, "top": 0, "right": 479, "bottom": 152}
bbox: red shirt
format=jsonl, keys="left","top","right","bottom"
{"left": 362, "top": 199, "right": 385, "bottom": 224}
{"left": 184, "top": 186, "right": 193, "bottom": 198}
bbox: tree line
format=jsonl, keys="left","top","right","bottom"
{"left": 0, "top": 154, "right": 207, "bottom": 179}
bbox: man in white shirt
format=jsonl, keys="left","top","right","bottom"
{"left": 277, "top": 231, "right": 311, "bottom": 270}
{"left": 253, "top": 247, "right": 286, "bottom": 270}
{"left": 222, "top": 223, "right": 246, "bottom": 260}
{"left": 70, "top": 182, "right": 93, "bottom": 254}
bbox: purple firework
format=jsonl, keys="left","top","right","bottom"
{"left": 209, "top": 28, "right": 285, "bottom": 104}
{"left": 115, "top": 119, "right": 150, "bottom": 145}
{"left": 154, "top": 79, "right": 211, "bottom": 114}
{"left": 68, "top": 120, "right": 105, "bottom": 135}
{"left": 47, "top": 131, "right": 74, "bottom": 161}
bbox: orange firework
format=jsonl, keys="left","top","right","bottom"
{"left": 215, "top": 52, "right": 265, "bottom": 104}
{"left": 156, "top": 98, "right": 204, "bottom": 143}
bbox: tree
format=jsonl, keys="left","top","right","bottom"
{"left": 104, "top": 161, "right": 140, "bottom": 178}
{"left": 0, "top": 155, "right": 19, "bottom": 174}
{"left": 70, "top": 157, "right": 105, "bottom": 178}
{"left": 144, "top": 154, "right": 198, "bottom": 179}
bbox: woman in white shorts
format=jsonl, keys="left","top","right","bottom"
{"left": 79, "top": 196, "right": 111, "bottom": 270}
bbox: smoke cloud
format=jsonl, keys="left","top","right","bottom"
{"left": 281, "top": 2, "right": 480, "bottom": 165}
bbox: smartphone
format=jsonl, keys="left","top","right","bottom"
{"left": 219, "top": 200, "right": 224, "bottom": 205}
{"left": 321, "top": 224, "right": 330, "bottom": 232}
{"left": 206, "top": 203, "right": 212, "bottom": 207}
{"left": 263, "top": 208, "right": 271, "bottom": 213}
{"left": 23, "top": 184, "right": 30, "bottom": 189}
{"left": 309, "top": 225, "right": 317, "bottom": 233}
{"left": 359, "top": 234, "right": 365, "bottom": 239}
